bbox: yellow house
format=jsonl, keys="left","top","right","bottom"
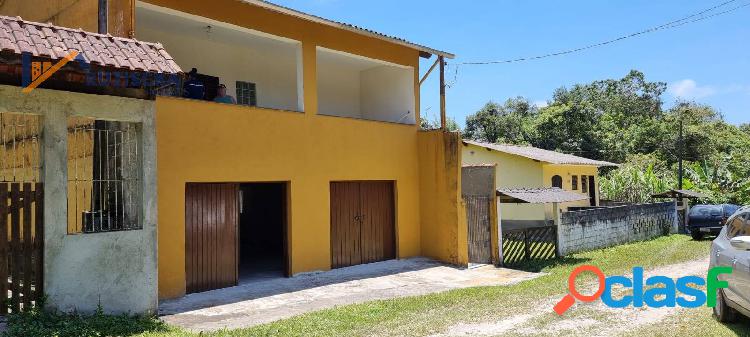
{"left": 0, "top": 0, "right": 466, "bottom": 308}
{"left": 462, "top": 140, "right": 617, "bottom": 229}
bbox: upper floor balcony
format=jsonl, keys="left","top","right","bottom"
{"left": 136, "top": 1, "right": 416, "bottom": 125}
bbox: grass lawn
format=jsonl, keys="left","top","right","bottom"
{"left": 6, "top": 235, "right": 744, "bottom": 337}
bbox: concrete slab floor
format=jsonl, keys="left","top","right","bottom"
{"left": 159, "top": 257, "right": 541, "bottom": 332}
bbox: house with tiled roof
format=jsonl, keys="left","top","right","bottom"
{"left": 462, "top": 140, "right": 618, "bottom": 230}
{"left": 0, "top": 0, "right": 461, "bottom": 315}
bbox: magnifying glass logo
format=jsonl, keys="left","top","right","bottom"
{"left": 553, "top": 265, "right": 606, "bottom": 315}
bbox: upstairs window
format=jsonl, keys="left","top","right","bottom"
{"left": 572, "top": 175, "right": 578, "bottom": 190}
{"left": 236, "top": 81, "right": 257, "bottom": 106}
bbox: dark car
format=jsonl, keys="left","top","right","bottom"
{"left": 688, "top": 204, "right": 741, "bottom": 240}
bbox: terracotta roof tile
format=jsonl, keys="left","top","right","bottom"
{"left": 0, "top": 15, "right": 181, "bottom": 74}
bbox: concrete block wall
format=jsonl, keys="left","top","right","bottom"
{"left": 0, "top": 85, "right": 158, "bottom": 314}
{"left": 558, "top": 202, "right": 676, "bottom": 256}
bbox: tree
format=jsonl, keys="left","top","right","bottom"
{"left": 534, "top": 70, "right": 667, "bottom": 162}
{"left": 463, "top": 97, "right": 536, "bottom": 143}
{"left": 420, "top": 116, "right": 460, "bottom": 132}
{"left": 462, "top": 69, "right": 750, "bottom": 204}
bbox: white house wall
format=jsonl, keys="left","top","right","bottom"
{"left": 360, "top": 66, "right": 415, "bottom": 124}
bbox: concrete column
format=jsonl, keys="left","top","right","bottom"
{"left": 553, "top": 202, "right": 562, "bottom": 257}
{"left": 301, "top": 42, "right": 317, "bottom": 116}
{"left": 496, "top": 201, "right": 503, "bottom": 266}
{"left": 42, "top": 106, "right": 69, "bottom": 304}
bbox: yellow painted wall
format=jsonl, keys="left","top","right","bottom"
{"left": 143, "top": 0, "right": 431, "bottom": 299}
{"left": 542, "top": 164, "right": 600, "bottom": 217}
{"left": 461, "top": 143, "right": 545, "bottom": 221}
{"left": 461, "top": 143, "right": 602, "bottom": 221}
{"left": 0, "top": 0, "right": 134, "bottom": 37}
{"left": 156, "top": 98, "right": 424, "bottom": 299}
{"left": 14, "top": 0, "right": 466, "bottom": 300}
{"left": 418, "top": 131, "right": 468, "bottom": 266}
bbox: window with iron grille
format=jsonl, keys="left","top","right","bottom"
{"left": 572, "top": 175, "right": 578, "bottom": 190}
{"left": 68, "top": 118, "right": 141, "bottom": 234}
{"left": 236, "top": 81, "right": 257, "bottom": 106}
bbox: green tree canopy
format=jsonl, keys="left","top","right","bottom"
{"left": 462, "top": 70, "right": 750, "bottom": 204}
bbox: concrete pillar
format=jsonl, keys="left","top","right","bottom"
{"left": 42, "top": 106, "right": 69, "bottom": 305}
{"left": 553, "top": 202, "right": 562, "bottom": 257}
{"left": 496, "top": 200, "right": 503, "bottom": 266}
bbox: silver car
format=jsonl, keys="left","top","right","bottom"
{"left": 711, "top": 206, "right": 750, "bottom": 322}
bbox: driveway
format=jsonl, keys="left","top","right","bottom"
{"left": 159, "top": 257, "right": 540, "bottom": 332}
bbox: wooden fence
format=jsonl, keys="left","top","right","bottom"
{"left": 501, "top": 225, "right": 558, "bottom": 267}
{"left": 0, "top": 182, "right": 44, "bottom": 314}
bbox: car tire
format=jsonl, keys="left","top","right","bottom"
{"left": 714, "top": 288, "right": 737, "bottom": 323}
{"left": 691, "top": 230, "right": 704, "bottom": 241}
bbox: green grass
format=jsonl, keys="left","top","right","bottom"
{"left": 622, "top": 306, "right": 750, "bottom": 337}
{"left": 4, "top": 235, "right": 720, "bottom": 337}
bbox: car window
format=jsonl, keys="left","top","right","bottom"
{"left": 724, "top": 205, "right": 740, "bottom": 217}
{"left": 690, "top": 207, "right": 709, "bottom": 216}
{"left": 726, "top": 212, "right": 750, "bottom": 239}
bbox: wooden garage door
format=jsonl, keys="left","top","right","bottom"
{"left": 185, "top": 183, "right": 239, "bottom": 294}
{"left": 331, "top": 181, "right": 395, "bottom": 269}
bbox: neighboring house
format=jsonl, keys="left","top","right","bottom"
{"left": 461, "top": 140, "right": 618, "bottom": 229}
{"left": 1, "top": 1, "right": 463, "bottom": 314}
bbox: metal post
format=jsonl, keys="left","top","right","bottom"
{"left": 98, "top": 0, "right": 108, "bottom": 34}
{"left": 678, "top": 119, "right": 683, "bottom": 190}
{"left": 439, "top": 56, "right": 446, "bottom": 130}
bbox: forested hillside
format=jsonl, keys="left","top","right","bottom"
{"left": 443, "top": 70, "right": 750, "bottom": 204}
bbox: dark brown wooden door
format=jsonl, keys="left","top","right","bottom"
{"left": 330, "top": 181, "right": 395, "bottom": 269}
{"left": 185, "top": 183, "right": 239, "bottom": 294}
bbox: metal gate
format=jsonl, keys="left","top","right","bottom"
{"left": 502, "top": 225, "right": 557, "bottom": 267}
{"left": 465, "top": 195, "right": 492, "bottom": 264}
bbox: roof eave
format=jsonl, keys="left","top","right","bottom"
{"left": 242, "top": 0, "right": 455, "bottom": 59}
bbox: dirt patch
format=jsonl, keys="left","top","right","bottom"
{"left": 435, "top": 258, "right": 709, "bottom": 336}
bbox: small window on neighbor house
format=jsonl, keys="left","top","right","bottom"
{"left": 572, "top": 176, "right": 578, "bottom": 190}
{"left": 583, "top": 175, "right": 589, "bottom": 193}
{"left": 236, "top": 81, "right": 257, "bottom": 106}
{"left": 552, "top": 175, "right": 563, "bottom": 188}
